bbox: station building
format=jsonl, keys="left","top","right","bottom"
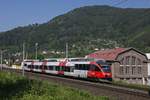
{"left": 86, "top": 48, "right": 148, "bottom": 85}
{"left": 146, "top": 53, "right": 150, "bottom": 85}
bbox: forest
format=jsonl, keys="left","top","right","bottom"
{"left": 0, "top": 5, "right": 150, "bottom": 57}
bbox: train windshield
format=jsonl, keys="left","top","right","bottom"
{"left": 101, "top": 66, "right": 111, "bottom": 72}
{"left": 96, "top": 60, "right": 111, "bottom": 72}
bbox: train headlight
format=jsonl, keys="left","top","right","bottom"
{"left": 105, "top": 73, "right": 111, "bottom": 77}
{"left": 107, "top": 73, "right": 110, "bottom": 76}
{"left": 91, "top": 72, "right": 95, "bottom": 75}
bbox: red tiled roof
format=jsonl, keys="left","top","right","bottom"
{"left": 86, "top": 48, "right": 127, "bottom": 61}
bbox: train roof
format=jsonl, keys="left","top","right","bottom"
{"left": 68, "top": 58, "right": 94, "bottom": 62}
{"left": 24, "top": 59, "right": 39, "bottom": 62}
{"left": 23, "top": 58, "right": 108, "bottom": 65}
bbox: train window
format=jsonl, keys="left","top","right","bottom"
{"left": 101, "top": 66, "right": 111, "bottom": 72}
{"left": 64, "top": 67, "right": 70, "bottom": 72}
{"left": 44, "top": 65, "right": 47, "bottom": 70}
{"left": 48, "top": 66, "right": 53, "bottom": 70}
{"left": 32, "top": 65, "right": 34, "bottom": 69}
{"left": 70, "top": 67, "right": 74, "bottom": 72}
{"left": 34, "top": 65, "right": 36, "bottom": 69}
{"left": 67, "top": 67, "right": 71, "bottom": 72}
{"left": 83, "top": 64, "right": 90, "bottom": 70}
{"left": 90, "top": 64, "right": 101, "bottom": 71}
{"left": 31, "top": 65, "right": 34, "bottom": 69}
{"left": 33, "top": 65, "right": 35, "bottom": 69}
{"left": 62, "top": 67, "right": 64, "bottom": 71}
{"left": 35, "top": 65, "right": 39, "bottom": 69}
{"left": 81, "top": 64, "right": 85, "bottom": 70}
{"left": 28, "top": 65, "right": 32, "bottom": 68}
{"left": 78, "top": 64, "right": 84, "bottom": 70}
{"left": 78, "top": 64, "right": 83, "bottom": 70}
{"left": 56, "top": 66, "right": 60, "bottom": 71}
{"left": 39, "top": 65, "right": 43, "bottom": 69}
{"left": 75, "top": 64, "right": 79, "bottom": 70}
{"left": 90, "top": 64, "right": 95, "bottom": 71}
{"left": 75, "top": 64, "right": 90, "bottom": 70}
{"left": 53, "top": 66, "right": 55, "bottom": 70}
{"left": 59, "top": 67, "right": 62, "bottom": 71}
{"left": 95, "top": 66, "right": 101, "bottom": 71}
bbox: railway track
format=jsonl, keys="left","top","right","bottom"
{"left": 2, "top": 68, "right": 150, "bottom": 100}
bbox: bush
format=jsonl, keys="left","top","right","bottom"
{"left": 0, "top": 71, "right": 108, "bottom": 100}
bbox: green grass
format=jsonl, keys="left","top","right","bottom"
{"left": 0, "top": 71, "right": 108, "bottom": 100}
{"left": 112, "top": 80, "right": 150, "bottom": 91}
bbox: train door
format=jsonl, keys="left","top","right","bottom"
{"left": 50, "top": 66, "right": 59, "bottom": 75}
{"left": 30, "top": 61, "right": 34, "bottom": 72}
{"left": 42, "top": 61, "right": 47, "bottom": 73}
{"left": 58, "top": 61, "right": 65, "bottom": 75}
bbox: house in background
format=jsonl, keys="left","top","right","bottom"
{"left": 146, "top": 53, "right": 150, "bottom": 85}
{"left": 86, "top": 48, "right": 148, "bottom": 85}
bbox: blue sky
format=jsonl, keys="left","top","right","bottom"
{"left": 0, "top": 0, "right": 150, "bottom": 32}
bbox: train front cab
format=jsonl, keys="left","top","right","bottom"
{"left": 87, "top": 61, "right": 112, "bottom": 81}
{"left": 22, "top": 61, "right": 33, "bottom": 72}
{"left": 100, "top": 65, "right": 112, "bottom": 81}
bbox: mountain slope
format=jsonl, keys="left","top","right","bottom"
{"left": 1, "top": 5, "right": 150, "bottom": 57}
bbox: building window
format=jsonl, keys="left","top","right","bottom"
{"left": 132, "top": 67, "right": 136, "bottom": 75}
{"left": 120, "top": 66, "right": 124, "bottom": 75}
{"left": 131, "top": 56, "right": 136, "bottom": 65}
{"left": 137, "top": 58, "right": 141, "bottom": 65}
{"left": 138, "top": 67, "right": 142, "bottom": 74}
{"left": 125, "top": 66, "right": 129, "bottom": 74}
{"left": 120, "top": 58, "right": 124, "bottom": 65}
{"left": 126, "top": 56, "right": 130, "bottom": 65}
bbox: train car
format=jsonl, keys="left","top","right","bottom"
{"left": 22, "top": 58, "right": 112, "bottom": 81}
{"left": 96, "top": 60, "right": 112, "bottom": 80}
{"left": 22, "top": 59, "right": 39, "bottom": 71}
{"left": 23, "top": 58, "right": 66, "bottom": 75}
{"left": 43, "top": 59, "right": 65, "bottom": 75}
{"left": 63, "top": 58, "right": 112, "bottom": 81}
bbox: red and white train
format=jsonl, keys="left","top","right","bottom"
{"left": 22, "top": 58, "right": 112, "bottom": 81}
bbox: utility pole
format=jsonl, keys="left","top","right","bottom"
{"left": 35, "top": 43, "right": 38, "bottom": 59}
{"left": 8, "top": 53, "right": 10, "bottom": 66}
{"left": 0, "top": 50, "right": 2, "bottom": 70}
{"left": 66, "top": 43, "right": 68, "bottom": 58}
{"left": 0, "top": 50, "right": 7, "bottom": 70}
{"left": 25, "top": 43, "right": 28, "bottom": 59}
{"left": 26, "top": 51, "right": 28, "bottom": 59}
{"left": 22, "top": 43, "right": 25, "bottom": 76}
